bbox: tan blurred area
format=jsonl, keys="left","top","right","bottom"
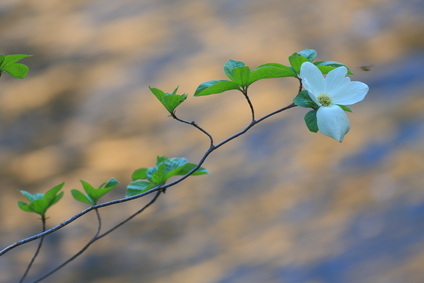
{"left": 1, "top": 0, "right": 424, "bottom": 282}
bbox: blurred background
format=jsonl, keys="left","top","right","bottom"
{"left": 1, "top": 0, "right": 424, "bottom": 282}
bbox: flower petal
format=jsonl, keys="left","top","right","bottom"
{"left": 300, "top": 62, "right": 325, "bottom": 96}
{"left": 325, "top": 66, "right": 350, "bottom": 96}
{"left": 331, "top": 81, "right": 369, "bottom": 105}
{"left": 317, "top": 105, "right": 350, "bottom": 142}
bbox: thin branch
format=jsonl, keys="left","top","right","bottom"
{"left": 33, "top": 192, "right": 160, "bottom": 282}
{"left": 19, "top": 215, "right": 46, "bottom": 283}
{"left": 297, "top": 77, "right": 303, "bottom": 93}
{"left": 241, "top": 89, "right": 255, "bottom": 121}
{"left": 32, "top": 209, "right": 102, "bottom": 283}
{"left": 171, "top": 113, "right": 214, "bottom": 147}
{"left": 96, "top": 190, "right": 161, "bottom": 239}
{"left": 1, "top": 101, "right": 296, "bottom": 256}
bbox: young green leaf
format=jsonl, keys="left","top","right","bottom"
{"left": 0, "top": 54, "right": 32, "bottom": 68}
{"left": 162, "top": 157, "right": 188, "bottom": 180}
{"left": 71, "top": 190, "right": 93, "bottom": 205}
{"left": 249, "top": 65, "right": 297, "bottom": 84}
{"left": 132, "top": 168, "right": 148, "bottom": 181}
{"left": 304, "top": 110, "right": 319, "bottom": 133}
{"left": 72, "top": 178, "right": 119, "bottom": 205}
{"left": 297, "top": 49, "right": 317, "bottom": 62}
{"left": 314, "top": 61, "right": 354, "bottom": 75}
{"left": 288, "top": 53, "right": 308, "bottom": 74}
{"left": 293, "top": 90, "right": 319, "bottom": 109}
{"left": 157, "top": 156, "right": 170, "bottom": 165}
{"left": 193, "top": 80, "right": 240, "bottom": 96}
{"left": 17, "top": 183, "right": 65, "bottom": 216}
{"left": 231, "top": 66, "right": 251, "bottom": 87}
{"left": 151, "top": 163, "right": 167, "bottom": 185}
{"left": 3, "top": 64, "right": 30, "bottom": 79}
{"left": 223, "top": 59, "right": 246, "bottom": 80}
{"left": 150, "top": 87, "right": 187, "bottom": 114}
{"left": 175, "top": 163, "right": 210, "bottom": 176}
{"left": 126, "top": 180, "right": 157, "bottom": 197}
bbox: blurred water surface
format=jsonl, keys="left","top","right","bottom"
{"left": 1, "top": 0, "right": 424, "bottom": 282}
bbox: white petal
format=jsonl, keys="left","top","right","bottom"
{"left": 325, "top": 66, "right": 350, "bottom": 95}
{"left": 331, "top": 81, "right": 369, "bottom": 105}
{"left": 317, "top": 105, "right": 350, "bottom": 142}
{"left": 300, "top": 62, "right": 325, "bottom": 95}
{"left": 303, "top": 84, "right": 321, "bottom": 106}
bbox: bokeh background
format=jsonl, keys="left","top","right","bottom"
{"left": 1, "top": 0, "right": 424, "bottom": 282}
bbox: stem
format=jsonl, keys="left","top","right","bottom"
{"left": 241, "top": 89, "right": 255, "bottom": 121}
{"left": 32, "top": 209, "right": 102, "bottom": 283}
{"left": 96, "top": 191, "right": 161, "bottom": 239}
{"left": 297, "top": 77, "right": 303, "bottom": 93}
{"left": 19, "top": 215, "right": 46, "bottom": 283}
{"left": 171, "top": 113, "right": 214, "bottom": 147}
{"left": 33, "top": 192, "right": 160, "bottom": 282}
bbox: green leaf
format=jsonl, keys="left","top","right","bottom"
{"left": 150, "top": 87, "right": 187, "bottom": 113}
{"left": 293, "top": 90, "right": 318, "bottom": 109}
{"left": 0, "top": 54, "right": 5, "bottom": 66}
{"left": 130, "top": 156, "right": 209, "bottom": 195}
{"left": 297, "top": 49, "right": 317, "bottom": 62}
{"left": 163, "top": 157, "right": 188, "bottom": 180}
{"left": 81, "top": 180, "right": 95, "bottom": 195}
{"left": 193, "top": 80, "right": 240, "bottom": 96}
{"left": 71, "top": 189, "right": 93, "bottom": 204}
{"left": 288, "top": 53, "right": 308, "bottom": 74}
{"left": 0, "top": 54, "right": 32, "bottom": 68}
{"left": 132, "top": 168, "right": 148, "bottom": 181}
{"left": 17, "top": 183, "right": 65, "bottom": 216}
{"left": 223, "top": 59, "right": 246, "bottom": 80}
{"left": 156, "top": 156, "right": 169, "bottom": 165}
{"left": 314, "top": 61, "right": 354, "bottom": 75}
{"left": 103, "top": 177, "right": 119, "bottom": 189}
{"left": 145, "top": 167, "right": 157, "bottom": 182}
{"left": 17, "top": 201, "right": 34, "bottom": 213}
{"left": 249, "top": 65, "right": 297, "bottom": 84}
{"left": 231, "top": 66, "right": 251, "bottom": 87}
{"left": 19, "top": 190, "right": 43, "bottom": 202}
{"left": 175, "top": 163, "right": 210, "bottom": 176}
{"left": 163, "top": 94, "right": 187, "bottom": 113}
{"left": 126, "top": 180, "right": 157, "bottom": 197}
{"left": 338, "top": 105, "right": 353, "bottom": 112}
{"left": 305, "top": 110, "right": 319, "bottom": 133}
{"left": 73, "top": 179, "right": 119, "bottom": 205}
{"left": 3, "top": 64, "right": 29, "bottom": 79}
{"left": 151, "top": 163, "right": 166, "bottom": 185}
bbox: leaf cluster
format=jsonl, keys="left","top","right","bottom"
{"left": 17, "top": 183, "right": 64, "bottom": 217}
{"left": 150, "top": 87, "right": 187, "bottom": 114}
{"left": 193, "top": 59, "right": 297, "bottom": 97}
{"left": 71, "top": 178, "right": 119, "bottom": 205}
{"left": 127, "top": 156, "right": 209, "bottom": 197}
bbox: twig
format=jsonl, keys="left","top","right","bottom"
{"left": 32, "top": 192, "right": 161, "bottom": 282}
{"left": 19, "top": 215, "right": 46, "bottom": 283}
{"left": 241, "top": 89, "right": 255, "bottom": 121}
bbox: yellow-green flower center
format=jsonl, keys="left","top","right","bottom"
{"left": 317, "top": 94, "right": 332, "bottom": 106}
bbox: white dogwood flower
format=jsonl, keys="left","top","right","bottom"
{"left": 300, "top": 62, "right": 369, "bottom": 142}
